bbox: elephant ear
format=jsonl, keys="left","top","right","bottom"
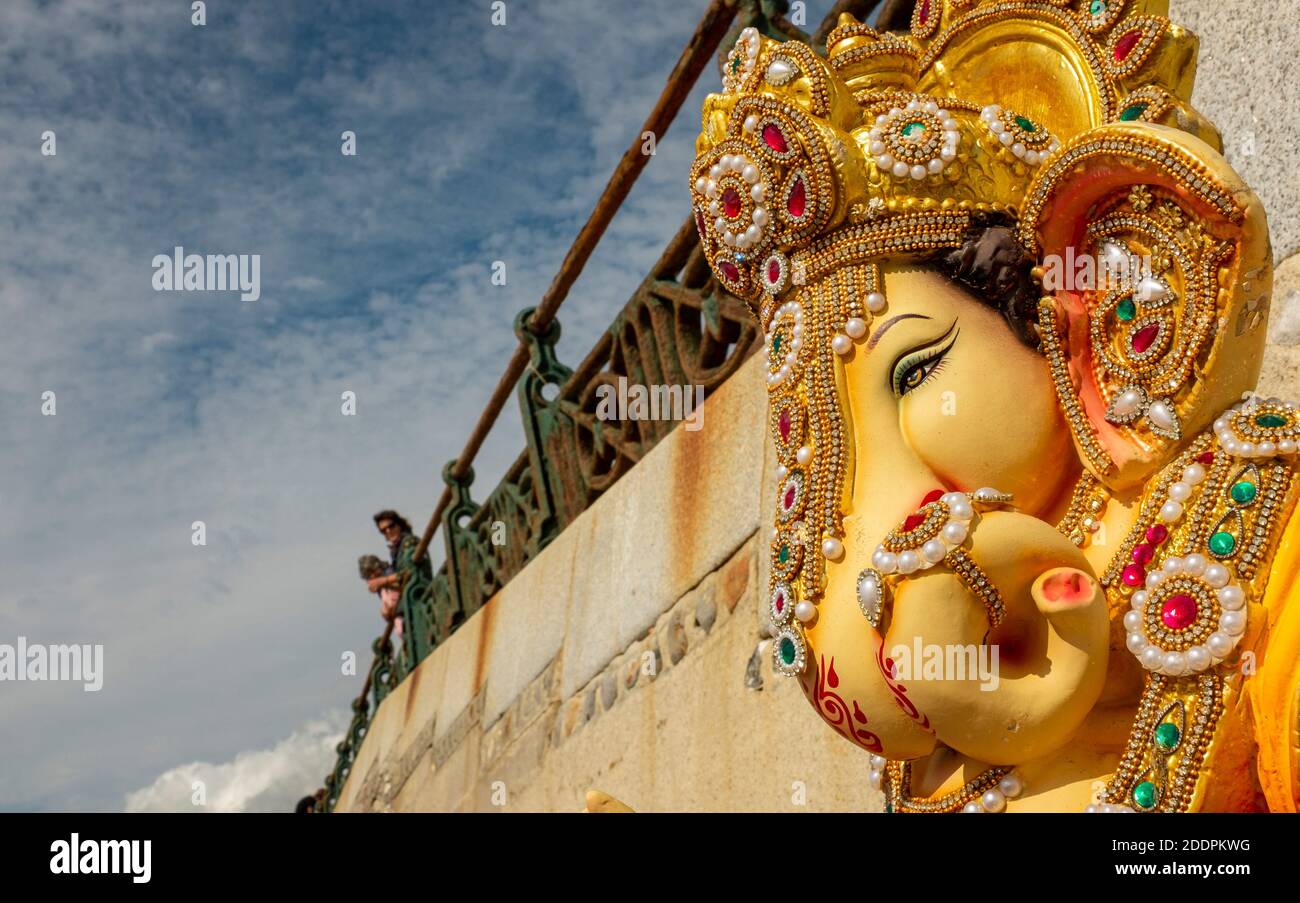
{"left": 1018, "top": 121, "right": 1271, "bottom": 491}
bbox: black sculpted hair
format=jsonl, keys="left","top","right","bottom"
{"left": 925, "top": 215, "right": 1043, "bottom": 350}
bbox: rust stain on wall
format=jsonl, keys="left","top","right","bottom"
{"left": 473, "top": 593, "right": 498, "bottom": 695}
{"left": 669, "top": 399, "right": 711, "bottom": 585}
{"left": 403, "top": 659, "right": 422, "bottom": 723}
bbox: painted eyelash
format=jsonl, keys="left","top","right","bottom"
{"left": 911, "top": 357, "right": 948, "bottom": 392}
{"left": 892, "top": 330, "right": 958, "bottom": 396}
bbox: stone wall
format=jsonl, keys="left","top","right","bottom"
{"left": 335, "top": 352, "right": 881, "bottom": 812}
{"left": 1178, "top": 0, "right": 1300, "bottom": 397}
{"left": 334, "top": 1, "right": 1300, "bottom": 813}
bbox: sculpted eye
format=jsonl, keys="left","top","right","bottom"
{"left": 891, "top": 324, "right": 959, "bottom": 397}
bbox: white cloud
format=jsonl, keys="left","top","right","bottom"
{"left": 0, "top": 0, "right": 729, "bottom": 811}
{"left": 124, "top": 711, "right": 347, "bottom": 813}
{"left": 138, "top": 331, "right": 178, "bottom": 354}
{"left": 285, "top": 275, "right": 329, "bottom": 292}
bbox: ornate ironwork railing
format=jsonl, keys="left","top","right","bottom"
{"left": 316, "top": 0, "right": 892, "bottom": 812}
{"left": 320, "top": 626, "right": 394, "bottom": 812}
{"left": 389, "top": 218, "right": 762, "bottom": 684}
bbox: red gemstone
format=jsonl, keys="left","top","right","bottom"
{"left": 1161, "top": 593, "right": 1198, "bottom": 630}
{"left": 921, "top": 489, "right": 944, "bottom": 506}
{"left": 787, "top": 177, "right": 807, "bottom": 218}
{"left": 768, "top": 258, "right": 781, "bottom": 284}
{"left": 784, "top": 485, "right": 797, "bottom": 510}
{"left": 918, "top": 0, "right": 931, "bottom": 25}
{"left": 1131, "top": 322, "right": 1160, "bottom": 354}
{"left": 903, "top": 511, "right": 927, "bottom": 532}
{"left": 722, "top": 187, "right": 742, "bottom": 219}
{"left": 778, "top": 409, "right": 792, "bottom": 442}
{"left": 1146, "top": 523, "right": 1169, "bottom": 545}
{"left": 719, "top": 260, "right": 740, "bottom": 282}
{"left": 1196, "top": 451, "right": 1215, "bottom": 466}
{"left": 695, "top": 209, "right": 707, "bottom": 238}
{"left": 1132, "top": 543, "right": 1154, "bottom": 566}
{"left": 1122, "top": 563, "right": 1146, "bottom": 588}
{"left": 762, "top": 123, "right": 788, "bottom": 154}
{"left": 775, "top": 591, "right": 785, "bottom": 613}
{"left": 1114, "top": 30, "right": 1142, "bottom": 62}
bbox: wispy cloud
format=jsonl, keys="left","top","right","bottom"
{"left": 285, "top": 276, "right": 328, "bottom": 292}
{"left": 0, "top": 0, "right": 736, "bottom": 810}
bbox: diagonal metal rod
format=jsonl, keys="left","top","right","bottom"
{"left": 413, "top": 0, "right": 738, "bottom": 562}
{"left": 874, "top": 0, "right": 912, "bottom": 31}
{"left": 329, "top": 0, "right": 892, "bottom": 805}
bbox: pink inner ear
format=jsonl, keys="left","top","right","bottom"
{"left": 1040, "top": 569, "right": 1090, "bottom": 605}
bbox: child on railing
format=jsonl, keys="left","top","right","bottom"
{"left": 358, "top": 554, "right": 402, "bottom": 652}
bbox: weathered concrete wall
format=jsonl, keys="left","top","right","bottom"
{"left": 1178, "top": 0, "right": 1300, "bottom": 395}
{"left": 336, "top": 1, "right": 1300, "bottom": 813}
{"left": 336, "top": 351, "right": 881, "bottom": 812}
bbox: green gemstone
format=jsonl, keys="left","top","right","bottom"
{"left": 1119, "top": 103, "right": 1149, "bottom": 122}
{"left": 731, "top": 56, "right": 741, "bottom": 73}
{"left": 1089, "top": 0, "right": 1106, "bottom": 16}
{"left": 901, "top": 121, "right": 927, "bottom": 140}
{"left": 1256, "top": 413, "right": 1288, "bottom": 428}
{"left": 772, "top": 334, "right": 783, "bottom": 354}
{"left": 778, "top": 543, "right": 791, "bottom": 564}
{"left": 779, "top": 636, "right": 797, "bottom": 665}
{"left": 1209, "top": 531, "right": 1237, "bottom": 556}
{"left": 1231, "top": 481, "right": 1257, "bottom": 504}
{"left": 1154, "top": 722, "right": 1180, "bottom": 751}
{"left": 1116, "top": 297, "right": 1137, "bottom": 321}
{"left": 1014, "top": 115, "right": 1038, "bottom": 134}
{"left": 1133, "top": 780, "right": 1157, "bottom": 810}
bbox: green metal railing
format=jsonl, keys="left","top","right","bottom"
{"left": 316, "top": 0, "right": 893, "bottom": 813}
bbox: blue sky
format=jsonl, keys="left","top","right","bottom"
{"left": 2, "top": 0, "right": 854, "bottom": 811}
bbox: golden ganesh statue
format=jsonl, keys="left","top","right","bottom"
{"left": 686, "top": 1, "right": 1300, "bottom": 812}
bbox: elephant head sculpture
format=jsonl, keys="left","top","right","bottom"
{"left": 689, "top": 1, "right": 1299, "bottom": 812}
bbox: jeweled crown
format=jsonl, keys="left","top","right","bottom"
{"left": 691, "top": 0, "right": 1215, "bottom": 312}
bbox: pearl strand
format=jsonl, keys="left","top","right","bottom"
{"left": 871, "top": 756, "right": 1024, "bottom": 813}
{"left": 962, "top": 771, "right": 1023, "bottom": 813}
{"left": 831, "top": 292, "right": 884, "bottom": 357}
{"left": 1214, "top": 397, "right": 1300, "bottom": 457}
{"left": 765, "top": 301, "right": 804, "bottom": 388}
{"left": 870, "top": 490, "right": 981, "bottom": 576}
